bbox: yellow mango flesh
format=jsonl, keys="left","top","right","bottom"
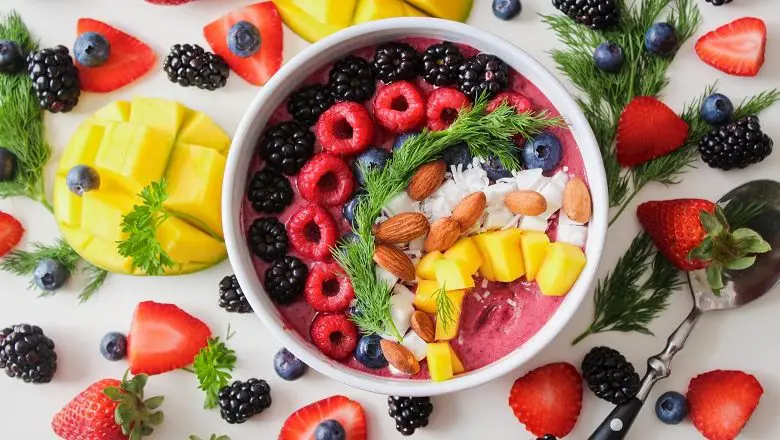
{"left": 94, "top": 122, "right": 173, "bottom": 192}
{"left": 473, "top": 228, "right": 525, "bottom": 283}
{"left": 354, "top": 0, "right": 406, "bottom": 23}
{"left": 157, "top": 217, "right": 226, "bottom": 264}
{"left": 59, "top": 122, "right": 106, "bottom": 173}
{"left": 178, "top": 110, "right": 232, "bottom": 154}
{"left": 414, "top": 279, "right": 440, "bottom": 314}
{"left": 273, "top": 0, "right": 349, "bottom": 43}
{"left": 471, "top": 233, "right": 496, "bottom": 281}
{"left": 449, "top": 344, "right": 465, "bottom": 374}
{"left": 416, "top": 250, "right": 443, "bottom": 280}
{"left": 435, "top": 290, "right": 465, "bottom": 341}
{"left": 53, "top": 177, "right": 82, "bottom": 227}
{"left": 129, "top": 97, "right": 185, "bottom": 137}
{"left": 81, "top": 191, "right": 134, "bottom": 242}
{"left": 94, "top": 101, "right": 130, "bottom": 122}
{"left": 443, "top": 237, "right": 482, "bottom": 276}
{"left": 403, "top": 3, "right": 429, "bottom": 16}
{"left": 427, "top": 342, "right": 453, "bottom": 382}
{"left": 434, "top": 258, "right": 475, "bottom": 291}
{"left": 405, "top": 0, "right": 473, "bottom": 21}
{"left": 521, "top": 231, "right": 551, "bottom": 281}
{"left": 536, "top": 243, "right": 587, "bottom": 296}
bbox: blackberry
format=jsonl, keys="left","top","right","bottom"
{"left": 422, "top": 42, "right": 463, "bottom": 87}
{"left": 699, "top": 115, "right": 773, "bottom": 170}
{"left": 705, "top": 0, "right": 732, "bottom": 5}
{"left": 552, "top": 0, "right": 620, "bottom": 30}
{"left": 218, "top": 378, "right": 272, "bottom": 424}
{"left": 219, "top": 275, "right": 252, "bottom": 314}
{"left": 388, "top": 396, "right": 434, "bottom": 436}
{"left": 247, "top": 217, "right": 288, "bottom": 262}
{"left": 0, "top": 324, "right": 57, "bottom": 383}
{"left": 581, "top": 346, "right": 641, "bottom": 405}
{"left": 457, "top": 53, "right": 509, "bottom": 101}
{"left": 163, "top": 44, "right": 229, "bottom": 91}
{"left": 372, "top": 42, "right": 421, "bottom": 84}
{"left": 264, "top": 256, "right": 308, "bottom": 305}
{"left": 26, "top": 46, "right": 80, "bottom": 113}
{"left": 328, "top": 55, "right": 376, "bottom": 102}
{"left": 259, "top": 121, "right": 315, "bottom": 175}
{"left": 287, "top": 84, "right": 334, "bottom": 126}
{"left": 247, "top": 169, "right": 293, "bottom": 214}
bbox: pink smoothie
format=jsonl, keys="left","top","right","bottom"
{"left": 240, "top": 39, "right": 587, "bottom": 380}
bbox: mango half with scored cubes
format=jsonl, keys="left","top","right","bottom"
{"left": 53, "top": 97, "right": 231, "bottom": 275}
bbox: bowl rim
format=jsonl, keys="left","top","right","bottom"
{"left": 223, "top": 17, "right": 608, "bottom": 396}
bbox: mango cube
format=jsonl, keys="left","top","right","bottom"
{"left": 178, "top": 111, "right": 231, "bottom": 154}
{"left": 443, "top": 237, "right": 483, "bottom": 276}
{"left": 157, "top": 217, "right": 227, "bottom": 264}
{"left": 405, "top": 0, "right": 473, "bottom": 21}
{"left": 536, "top": 243, "right": 587, "bottom": 296}
{"left": 472, "top": 228, "right": 525, "bottom": 282}
{"left": 59, "top": 225, "right": 92, "bottom": 250}
{"left": 521, "top": 231, "right": 551, "bottom": 281}
{"left": 449, "top": 345, "right": 465, "bottom": 374}
{"left": 272, "top": 0, "right": 351, "bottom": 43}
{"left": 471, "top": 233, "right": 496, "bottom": 281}
{"left": 427, "top": 342, "right": 453, "bottom": 382}
{"left": 414, "top": 280, "right": 440, "bottom": 314}
{"left": 81, "top": 238, "right": 133, "bottom": 273}
{"left": 435, "top": 290, "right": 465, "bottom": 341}
{"left": 53, "top": 177, "right": 83, "bottom": 227}
{"left": 416, "top": 251, "right": 443, "bottom": 280}
{"left": 354, "top": 0, "right": 406, "bottom": 23}
{"left": 58, "top": 122, "right": 106, "bottom": 173}
{"left": 94, "top": 101, "right": 130, "bottom": 122}
{"left": 403, "top": 3, "right": 429, "bottom": 16}
{"left": 94, "top": 123, "right": 173, "bottom": 191}
{"left": 129, "top": 97, "right": 185, "bottom": 137}
{"left": 81, "top": 191, "right": 135, "bottom": 242}
{"left": 434, "top": 258, "right": 474, "bottom": 291}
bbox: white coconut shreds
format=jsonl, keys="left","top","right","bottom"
{"left": 507, "top": 299, "right": 517, "bottom": 308}
{"left": 481, "top": 278, "right": 489, "bottom": 288}
{"left": 385, "top": 191, "right": 421, "bottom": 217}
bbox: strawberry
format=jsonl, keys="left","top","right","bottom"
{"left": 0, "top": 211, "right": 24, "bottom": 257}
{"left": 279, "top": 395, "right": 367, "bottom": 440}
{"left": 687, "top": 370, "right": 763, "bottom": 440}
{"left": 695, "top": 17, "right": 767, "bottom": 77}
{"left": 637, "top": 199, "right": 771, "bottom": 291}
{"left": 616, "top": 96, "right": 689, "bottom": 167}
{"left": 508, "top": 362, "right": 583, "bottom": 437}
{"left": 127, "top": 301, "right": 211, "bottom": 375}
{"left": 203, "top": 2, "right": 283, "bottom": 86}
{"left": 76, "top": 18, "right": 156, "bottom": 93}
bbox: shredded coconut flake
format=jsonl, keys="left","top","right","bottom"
{"left": 507, "top": 299, "right": 517, "bottom": 308}
{"left": 481, "top": 278, "right": 489, "bottom": 288}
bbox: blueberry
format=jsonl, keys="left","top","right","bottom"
{"left": 492, "top": 0, "right": 522, "bottom": 20}
{"left": 481, "top": 154, "right": 514, "bottom": 181}
{"left": 339, "top": 232, "right": 359, "bottom": 247}
{"left": 314, "top": 419, "right": 346, "bottom": 440}
{"left": 645, "top": 23, "right": 678, "bottom": 56}
{"left": 0, "top": 147, "right": 18, "bottom": 182}
{"left": 342, "top": 195, "right": 362, "bottom": 228}
{"left": 228, "top": 21, "right": 261, "bottom": 58}
{"left": 354, "top": 334, "right": 388, "bottom": 369}
{"left": 346, "top": 303, "right": 362, "bottom": 319}
{"left": 0, "top": 40, "right": 24, "bottom": 74}
{"left": 66, "top": 165, "right": 101, "bottom": 196}
{"left": 353, "top": 147, "right": 392, "bottom": 186}
{"left": 73, "top": 32, "right": 110, "bottom": 67}
{"left": 593, "top": 41, "right": 624, "bottom": 73}
{"left": 33, "top": 258, "right": 69, "bottom": 291}
{"left": 655, "top": 391, "right": 688, "bottom": 425}
{"left": 523, "top": 133, "right": 562, "bottom": 172}
{"left": 700, "top": 93, "right": 734, "bottom": 126}
{"left": 273, "top": 347, "right": 309, "bottom": 381}
{"left": 99, "top": 332, "right": 127, "bottom": 361}
{"left": 441, "top": 142, "right": 473, "bottom": 169}
{"left": 392, "top": 132, "right": 420, "bottom": 152}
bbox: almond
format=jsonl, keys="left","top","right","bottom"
{"left": 424, "top": 217, "right": 461, "bottom": 252}
{"left": 407, "top": 160, "right": 446, "bottom": 201}
{"left": 452, "top": 191, "right": 487, "bottom": 231}
{"left": 375, "top": 212, "right": 430, "bottom": 244}
{"left": 505, "top": 190, "right": 547, "bottom": 216}
{"left": 380, "top": 339, "right": 421, "bottom": 375}
{"left": 410, "top": 311, "right": 435, "bottom": 343}
{"left": 563, "top": 177, "right": 592, "bottom": 223}
{"left": 373, "top": 243, "right": 415, "bottom": 281}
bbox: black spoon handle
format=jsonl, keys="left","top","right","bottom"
{"left": 588, "top": 398, "right": 644, "bottom": 440}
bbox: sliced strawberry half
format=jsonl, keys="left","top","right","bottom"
{"left": 279, "top": 395, "right": 367, "bottom": 440}
{"left": 0, "top": 211, "right": 24, "bottom": 257}
{"left": 127, "top": 301, "right": 211, "bottom": 375}
{"left": 616, "top": 96, "right": 690, "bottom": 167}
{"left": 203, "top": 2, "right": 283, "bottom": 86}
{"left": 76, "top": 18, "right": 156, "bottom": 93}
{"left": 688, "top": 370, "right": 764, "bottom": 440}
{"left": 695, "top": 17, "right": 767, "bottom": 77}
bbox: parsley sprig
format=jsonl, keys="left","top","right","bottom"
{"left": 192, "top": 326, "right": 237, "bottom": 409}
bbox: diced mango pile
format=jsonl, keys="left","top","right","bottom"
{"left": 53, "top": 97, "right": 231, "bottom": 275}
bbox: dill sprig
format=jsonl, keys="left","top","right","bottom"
{"left": 722, "top": 200, "right": 766, "bottom": 230}
{"left": 80, "top": 264, "right": 110, "bottom": 303}
{"left": 192, "top": 326, "right": 237, "bottom": 410}
{"left": 334, "top": 95, "right": 562, "bottom": 338}
{"left": 434, "top": 286, "right": 455, "bottom": 332}
{"left": 0, "top": 11, "right": 53, "bottom": 212}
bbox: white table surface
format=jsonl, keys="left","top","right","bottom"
{"left": 1, "top": 1, "right": 778, "bottom": 439}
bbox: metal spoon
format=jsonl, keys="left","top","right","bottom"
{"left": 590, "top": 179, "right": 780, "bottom": 440}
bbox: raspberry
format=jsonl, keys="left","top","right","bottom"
{"left": 426, "top": 87, "right": 471, "bottom": 131}
{"left": 287, "top": 204, "right": 339, "bottom": 261}
{"left": 316, "top": 102, "right": 375, "bottom": 156}
{"left": 309, "top": 314, "right": 358, "bottom": 361}
{"left": 304, "top": 262, "right": 355, "bottom": 313}
{"left": 297, "top": 153, "right": 355, "bottom": 206}
{"left": 373, "top": 81, "right": 426, "bottom": 133}
{"left": 487, "top": 92, "right": 533, "bottom": 114}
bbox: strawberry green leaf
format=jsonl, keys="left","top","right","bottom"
{"left": 724, "top": 256, "right": 756, "bottom": 271}
{"left": 732, "top": 228, "right": 772, "bottom": 254}
{"left": 104, "top": 386, "right": 122, "bottom": 400}
{"left": 700, "top": 210, "right": 724, "bottom": 236}
{"left": 714, "top": 206, "right": 730, "bottom": 230}
{"left": 690, "top": 236, "right": 713, "bottom": 260}
{"left": 144, "top": 396, "right": 165, "bottom": 410}
{"left": 706, "top": 263, "right": 725, "bottom": 294}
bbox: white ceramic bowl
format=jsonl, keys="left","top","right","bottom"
{"left": 224, "top": 17, "right": 607, "bottom": 396}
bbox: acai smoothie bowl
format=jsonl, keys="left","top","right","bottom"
{"left": 224, "top": 18, "right": 607, "bottom": 396}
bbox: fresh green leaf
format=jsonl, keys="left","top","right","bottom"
{"left": 732, "top": 229, "right": 772, "bottom": 254}
{"left": 107, "top": 373, "right": 164, "bottom": 439}
{"left": 193, "top": 335, "right": 237, "bottom": 409}
{"left": 690, "top": 236, "right": 713, "bottom": 260}
{"left": 190, "top": 435, "right": 231, "bottom": 440}
{"left": 700, "top": 211, "right": 724, "bottom": 236}
{"left": 103, "top": 386, "right": 122, "bottom": 401}
{"left": 706, "top": 263, "right": 725, "bottom": 294}
{"left": 144, "top": 396, "right": 165, "bottom": 410}
{"left": 434, "top": 287, "right": 455, "bottom": 332}
{"left": 149, "top": 411, "right": 164, "bottom": 425}
{"left": 724, "top": 256, "right": 756, "bottom": 271}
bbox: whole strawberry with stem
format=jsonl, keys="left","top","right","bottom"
{"left": 52, "top": 373, "right": 164, "bottom": 440}
{"left": 637, "top": 199, "right": 771, "bottom": 292}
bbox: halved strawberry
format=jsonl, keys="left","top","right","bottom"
{"left": 203, "top": 2, "right": 283, "bottom": 86}
{"left": 76, "top": 18, "right": 156, "bottom": 93}
{"left": 279, "top": 395, "right": 367, "bottom": 440}
{"left": 508, "top": 362, "right": 583, "bottom": 437}
{"left": 0, "top": 211, "right": 24, "bottom": 257}
{"left": 695, "top": 17, "right": 767, "bottom": 77}
{"left": 127, "top": 301, "right": 211, "bottom": 375}
{"left": 688, "top": 370, "right": 764, "bottom": 440}
{"left": 616, "top": 96, "right": 689, "bottom": 167}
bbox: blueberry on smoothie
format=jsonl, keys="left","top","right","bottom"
{"left": 355, "top": 334, "right": 388, "bottom": 369}
{"left": 523, "top": 133, "right": 562, "bottom": 172}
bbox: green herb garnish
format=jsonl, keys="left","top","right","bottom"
{"left": 434, "top": 286, "right": 455, "bottom": 333}
{"left": 103, "top": 372, "right": 165, "bottom": 440}
{"left": 192, "top": 326, "right": 237, "bottom": 410}
{"left": 190, "top": 436, "right": 230, "bottom": 440}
